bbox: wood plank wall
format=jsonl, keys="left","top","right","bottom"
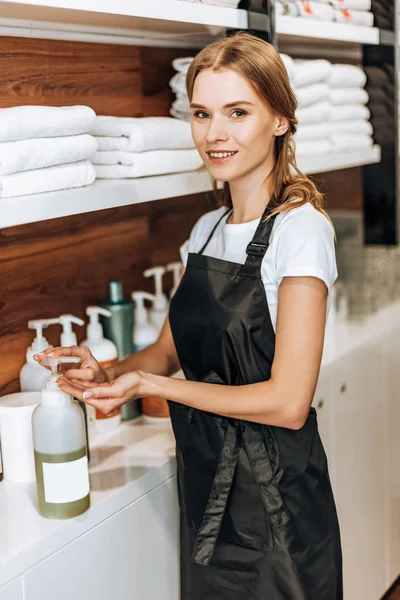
{"left": 0, "top": 36, "right": 361, "bottom": 394}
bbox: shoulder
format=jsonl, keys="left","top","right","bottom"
{"left": 189, "top": 206, "right": 228, "bottom": 248}
{"left": 271, "top": 202, "right": 335, "bottom": 246}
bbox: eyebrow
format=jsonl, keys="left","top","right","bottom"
{"left": 190, "top": 100, "right": 254, "bottom": 109}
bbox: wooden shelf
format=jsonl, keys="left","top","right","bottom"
{"left": 0, "top": 146, "right": 381, "bottom": 229}
{"left": 0, "top": 1, "right": 380, "bottom": 46}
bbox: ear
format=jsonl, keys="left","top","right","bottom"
{"left": 274, "top": 115, "right": 289, "bottom": 137}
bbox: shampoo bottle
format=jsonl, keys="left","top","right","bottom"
{"left": 143, "top": 267, "right": 168, "bottom": 332}
{"left": 32, "top": 357, "right": 90, "bottom": 519}
{"left": 20, "top": 318, "right": 60, "bottom": 392}
{"left": 80, "top": 306, "right": 120, "bottom": 434}
{"left": 99, "top": 281, "right": 139, "bottom": 421}
{"left": 132, "top": 292, "right": 170, "bottom": 424}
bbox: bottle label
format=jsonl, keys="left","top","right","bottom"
{"left": 42, "top": 454, "right": 90, "bottom": 504}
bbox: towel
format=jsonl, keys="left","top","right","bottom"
{"left": 280, "top": 54, "right": 296, "bottom": 80}
{"left": 293, "top": 59, "right": 332, "bottom": 88}
{"left": 330, "top": 104, "right": 370, "bottom": 121}
{"left": 295, "top": 123, "right": 333, "bottom": 142}
{"left": 295, "top": 83, "right": 330, "bottom": 107}
{"left": 296, "top": 101, "right": 332, "bottom": 124}
{"left": 328, "top": 64, "right": 367, "bottom": 88}
{"left": 369, "top": 102, "right": 391, "bottom": 119}
{"left": 330, "top": 88, "right": 369, "bottom": 105}
{"left": 330, "top": 0, "right": 371, "bottom": 9}
{"left": 0, "top": 105, "right": 96, "bottom": 143}
{"left": 0, "top": 160, "right": 95, "bottom": 199}
{"left": 169, "top": 72, "right": 187, "bottom": 95}
{"left": 334, "top": 8, "right": 374, "bottom": 26}
{"left": 91, "top": 117, "right": 195, "bottom": 152}
{"left": 276, "top": 0, "right": 299, "bottom": 15}
{"left": 365, "top": 66, "right": 390, "bottom": 87}
{"left": 295, "top": 0, "right": 335, "bottom": 20}
{"left": 93, "top": 149, "right": 203, "bottom": 178}
{"left": 0, "top": 134, "right": 98, "bottom": 176}
{"left": 295, "top": 139, "right": 332, "bottom": 156}
{"left": 172, "top": 57, "right": 194, "bottom": 75}
{"left": 330, "top": 134, "right": 373, "bottom": 151}
{"left": 327, "top": 120, "right": 373, "bottom": 136}
{"left": 170, "top": 107, "right": 192, "bottom": 122}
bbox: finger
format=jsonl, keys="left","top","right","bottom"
{"left": 34, "top": 346, "right": 90, "bottom": 363}
{"left": 81, "top": 384, "right": 119, "bottom": 400}
{"left": 56, "top": 379, "right": 87, "bottom": 399}
{"left": 69, "top": 378, "right": 97, "bottom": 389}
{"left": 63, "top": 368, "right": 95, "bottom": 381}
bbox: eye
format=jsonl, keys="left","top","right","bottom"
{"left": 194, "top": 110, "right": 210, "bottom": 119}
{"left": 232, "top": 109, "right": 247, "bottom": 118}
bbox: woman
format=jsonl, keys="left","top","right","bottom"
{"left": 35, "top": 32, "right": 343, "bottom": 599}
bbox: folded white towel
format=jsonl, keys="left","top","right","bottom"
{"left": 331, "top": 0, "right": 371, "bottom": 9}
{"left": 280, "top": 53, "right": 296, "bottom": 80}
{"left": 0, "top": 105, "right": 96, "bottom": 143}
{"left": 334, "top": 7, "right": 374, "bottom": 25}
{"left": 327, "top": 120, "right": 373, "bottom": 136}
{"left": 93, "top": 149, "right": 203, "bottom": 179}
{"left": 295, "top": 83, "right": 330, "bottom": 107}
{"left": 172, "top": 95, "right": 191, "bottom": 114}
{"left": 293, "top": 59, "right": 332, "bottom": 88}
{"left": 295, "top": 139, "right": 332, "bottom": 156}
{"left": 169, "top": 107, "right": 192, "bottom": 123}
{"left": 276, "top": 1, "right": 285, "bottom": 13}
{"left": 295, "top": 0, "right": 335, "bottom": 20}
{"left": 0, "top": 134, "right": 98, "bottom": 176}
{"left": 169, "top": 72, "right": 187, "bottom": 95}
{"left": 172, "top": 57, "right": 194, "bottom": 75}
{"left": 330, "top": 104, "right": 370, "bottom": 121}
{"left": 0, "top": 160, "right": 95, "bottom": 199}
{"left": 330, "top": 88, "right": 369, "bottom": 105}
{"left": 330, "top": 134, "right": 373, "bottom": 151}
{"left": 296, "top": 101, "right": 332, "bottom": 124}
{"left": 295, "top": 123, "right": 332, "bottom": 142}
{"left": 328, "top": 64, "right": 367, "bottom": 88}
{"left": 276, "top": 0, "right": 299, "bottom": 16}
{"left": 91, "top": 117, "right": 195, "bottom": 152}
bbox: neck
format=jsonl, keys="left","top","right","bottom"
{"left": 227, "top": 156, "right": 275, "bottom": 225}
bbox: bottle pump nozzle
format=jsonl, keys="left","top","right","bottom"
{"left": 132, "top": 292, "right": 156, "bottom": 328}
{"left": 28, "top": 318, "right": 60, "bottom": 354}
{"left": 86, "top": 306, "right": 112, "bottom": 340}
{"left": 41, "top": 357, "right": 80, "bottom": 399}
{"left": 59, "top": 314, "right": 84, "bottom": 346}
{"left": 143, "top": 267, "right": 168, "bottom": 312}
{"left": 166, "top": 261, "right": 183, "bottom": 298}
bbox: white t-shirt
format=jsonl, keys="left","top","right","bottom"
{"left": 180, "top": 203, "right": 338, "bottom": 333}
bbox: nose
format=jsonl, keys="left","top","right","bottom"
{"left": 205, "top": 116, "right": 229, "bottom": 145}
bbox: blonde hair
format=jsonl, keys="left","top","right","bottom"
{"left": 185, "top": 31, "right": 334, "bottom": 229}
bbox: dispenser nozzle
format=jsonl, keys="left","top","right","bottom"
{"left": 143, "top": 266, "right": 168, "bottom": 311}
{"left": 85, "top": 306, "right": 112, "bottom": 340}
{"left": 59, "top": 314, "right": 84, "bottom": 346}
{"left": 132, "top": 291, "right": 156, "bottom": 327}
{"left": 27, "top": 318, "right": 61, "bottom": 354}
{"left": 42, "top": 356, "right": 81, "bottom": 376}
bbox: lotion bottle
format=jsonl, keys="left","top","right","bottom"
{"left": 80, "top": 306, "right": 120, "bottom": 434}
{"left": 32, "top": 357, "right": 90, "bottom": 519}
{"left": 20, "top": 318, "right": 60, "bottom": 392}
{"left": 143, "top": 266, "right": 168, "bottom": 332}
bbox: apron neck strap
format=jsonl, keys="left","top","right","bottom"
{"left": 199, "top": 208, "right": 232, "bottom": 255}
{"left": 244, "top": 204, "right": 277, "bottom": 270}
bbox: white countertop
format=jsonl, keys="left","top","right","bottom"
{"left": 2, "top": 299, "right": 400, "bottom": 588}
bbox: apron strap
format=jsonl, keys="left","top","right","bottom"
{"left": 244, "top": 204, "right": 277, "bottom": 271}
{"left": 191, "top": 421, "right": 240, "bottom": 566}
{"left": 198, "top": 208, "right": 232, "bottom": 256}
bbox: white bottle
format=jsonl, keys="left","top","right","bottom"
{"left": 32, "top": 357, "right": 90, "bottom": 519}
{"left": 80, "top": 306, "right": 120, "bottom": 434}
{"left": 166, "top": 261, "right": 183, "bottom": 299}
{"left": 59, "top": 314, "right": 84, "bottom": 346}
{"left": 131, "top": 292, "right": 159, "bottom": 351}
{"left": 20, "top": 318, "right": 60, "bottom": 392}
{"left": 143, "top": 266, "right": 168, "bottom": 332}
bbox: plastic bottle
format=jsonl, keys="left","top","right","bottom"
{"left": 99, "top": 281, "right": 139, "bottom": 421}
{"left": 20, "top": 318, "right": 60, "bottom": 392}
{"left": 32, "top": 357, "right": 90, "bottom": 519}
{"left": 143, "top": 266, "right": 168, "bottom": 332}
{"left": 132, "top": 292, "right": 170, "bottom": 423}
{"left": 80, "top": 306, "right": 120, "bottom": 434}
{"left": 166, "top": 261, "right": 183, "bottom": 299}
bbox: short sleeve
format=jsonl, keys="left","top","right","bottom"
{"left": 180, "top": 239, "right": 190, "bottom": 267}
{"left": 179, "top": 207, "right": 227, "bottom": 267}
{"left": 274, "top": 205, "right": 338, "bottom": 292}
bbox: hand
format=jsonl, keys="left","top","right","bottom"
{"left": 57, "top": 371, "right": 143, "bottom": 415}
{"left": 33, "top": 346, "right": 108, "bottom": 388}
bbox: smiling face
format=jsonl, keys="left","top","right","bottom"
{"left": 190, "top": 68, "right": 286, "bottom": 183}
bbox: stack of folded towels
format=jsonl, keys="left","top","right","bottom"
{"left": 275, "top": 0, "right": 374, "bottom": 26}
{"left": 90, "top": 116, "right": 203, "bottom": 178}
{"left": 0, "top": 105, "right": 97, "bottom": 199}
{"left": 291, "top": 58, "right": 373, "bottom": 156}
{"left": 178, "top": 0, "right": 241, "bottom": 7}
{"left": 169, "top": 55, "right": 374, "bottom": 158}
{"left": 365, "top": 64, "right": 394, "bottom": 146}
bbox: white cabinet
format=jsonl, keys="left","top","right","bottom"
{"left": 22, "top": 476, "right": 179, "bottom": 600}
{"left": 0, "top": 578, "right": 24, "bottom": 600}
{"left": 330, "top": 348, "right": 387, "bottom": 600}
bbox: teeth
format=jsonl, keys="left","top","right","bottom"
{"left": 209, "top": 152, "right": 236, "bottom": 158}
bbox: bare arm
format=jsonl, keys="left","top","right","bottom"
{"left": 69, "top": 276, "right": 327, "bottom": 431}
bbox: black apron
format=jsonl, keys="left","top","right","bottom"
{"left": 168, "top": 205, "right": 343, "bottom": 600}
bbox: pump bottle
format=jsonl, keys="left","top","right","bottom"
{"left": 80, "top": 306, "right": 120, "bottom": 434}
{"left": 143, "top": 267, "right": 168, "bottom": 332}
{"left": 20, "top": 318, "right": 60, "bottom": 392}
{"left": 166, "top": 261, "right": 183, "bottom": 299}
{"left": 32, "top": 357, "right": 90, "bottom": 519}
